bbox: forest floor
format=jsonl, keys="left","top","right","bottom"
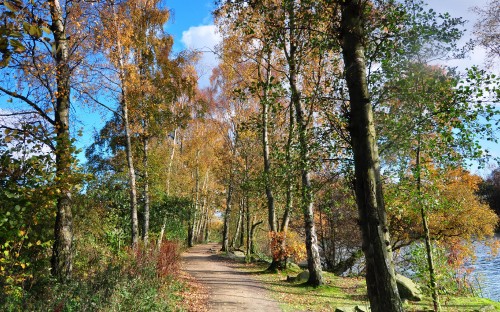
{"left": 182, "top": 243, "right": 500, "bottom": 312}
{"left": 181, "top": 243, "right": 281, "bottom": 312}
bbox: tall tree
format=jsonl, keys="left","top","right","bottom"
{"left": 49, "top": 0, "right": 74, "bottom": 281}
{"left": 0, "top": 0, "right": 94, "bottom": 281}
{"left": 282, "top": 0, "right": 325, "bottom": 285}
{"left": 92, "top": 0, "right": 142, "bottom": 248}
{"left": 338, "top": 0, "right": 403, "bottom": 310}
{"left": 114, "top": 2, "right": 140, "bottom": 249}
{"left": 216, "top": 0, "right": 326, "bottom": 285}
{"left": 125, "top": 0, "right": 195, "bottom": 244}
{"left": 95, "top": 0, "right": 189, "bottom": 248}
{"left": 372, "top": 3, "right": 499, "bottom": 306}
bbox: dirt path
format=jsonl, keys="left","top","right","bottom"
{"left": 181, "top": 243, "right": 281, "bottom": 312}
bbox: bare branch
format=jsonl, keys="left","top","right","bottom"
{"left": 0, "top": 86, "right": 55, "bottom": 125}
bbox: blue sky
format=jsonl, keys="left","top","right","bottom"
{"left": 69, "top": 0, "right": 498, "bottom": 174}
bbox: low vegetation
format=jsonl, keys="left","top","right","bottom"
{"left": 229, "top": 258, "right": 500, "bottom": 312}
{"left": 1, "top": 239, "right": 194, "bottom": 311}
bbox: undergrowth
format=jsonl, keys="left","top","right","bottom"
{"left": 1, "top": 241, "right": 188, "bottom": 312}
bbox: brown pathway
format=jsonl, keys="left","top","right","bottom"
{"left": 181, "top": 243, "right": 282, "bottom": 312}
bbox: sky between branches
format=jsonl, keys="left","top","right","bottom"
{"left": 70, "top": 0, "right": 498, "bottom": 173}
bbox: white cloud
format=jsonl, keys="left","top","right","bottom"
{"left": 181, "top": 25, "right": 222, "bottom": 87}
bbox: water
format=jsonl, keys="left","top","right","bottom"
{"left": 472, "top": 234, "right": 500, "bottom": 301}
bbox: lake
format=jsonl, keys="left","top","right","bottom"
{"left": 473, "top": 234, "right": 500, "bottom": 301}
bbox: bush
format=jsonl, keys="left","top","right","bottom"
{"left": 269, "top": 231, "right": 306, "bottom": 265}
{"left": 406, "top": 241, "right": 482, "bottom": 297}
{"left": 1, "top": 240, "right": 185, "bottom": 311}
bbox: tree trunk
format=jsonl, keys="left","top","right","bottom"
{"left": 259, "top": 57, "right": 283, "bottom": 270}
{"left": 123, "top": 102, "right": 139, "bottom": 249}
{"left": 49, "top": 0, "right": 73, "bottom": 281}
{"left": 276, "top": 100, "right": 295, "bottom": 270}
{"left": 221, "top": 178, "right": 234, "bottom": 252}
{"left": 278, "top": 91, "right": 296, "bottom": 269}
{"left": 260, "top": 58, "right": 277, "bottom": 234}
{"left": 221, "top": 136, "right": 237, "bottom": 252}
{"left": 250, "top": 219, "right": 263, "bottom": 255}
{"left": 191, "top": 205, "right": 198, "bottom": 244}
{"left": 157, "top": 216, "right": 167, "bottom": 250}
{"left": 232, "top": 202, "right": 243, "bottom": 248}
{"left": 416, "top": 134, "right": 440, "bottom": 312}
{"left": 263, "top": 95, "right": 277, "bottom": 233}
{"left": 195, "top": 169, "right": 209, "bottom": 241}
{"left": 166, "top": 128, "right": 177, "bottom": 196}
{"left": 188, "top": 210, "right": 195, "bottom": 248}
{"left": 246, "top": 198, "right": 251, "bottom": 258}
{"left": 339, "top": 1, "right": 403, "bottom": 311}
{"left": 142, "top": 135, "right": 150, "bottom": 244}
{"left": 294, "top": 91, "right": 323, "bottom": 286}
{"left": 199, "top": 196, "right": 208, "bottom": 242}
{"left": 158, "top": 128, "right": 177, "bottom": 250}
{"left": 110, "top": 0, "right": 139, "bottom": 249}
{"left": 204, "top": 205, "right": 210, "bottom": 242}
{"left": 284, "top": 0, "right": 323, "bottom": 286}
{"left": 281, "top": 101, "right": 294, "bottom": 232}
{"left": 190, "top": 154, "right": 200, "bottom": 246}
{"left": 199, "top": 171, "right": 210, "bottom": 243}
{"left": 240, "top": 197, "right": 245, "bottom": 247}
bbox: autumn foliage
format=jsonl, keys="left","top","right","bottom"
{"left": 269, "top": 231, "right": 307, "bottom": 266}
{"left": 388, "top": 167, "right": 498, "bottom": 251}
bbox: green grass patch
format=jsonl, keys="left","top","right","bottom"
{"left": 234, "top": 261, "right": 500, "bottom": 312}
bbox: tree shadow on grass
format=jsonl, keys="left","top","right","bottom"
{"left": 256, "top": 279, "right": 363, "bottom": 301}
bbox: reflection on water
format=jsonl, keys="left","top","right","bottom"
{"left": 473, "top": 234, "right": 500, "bottom": 301}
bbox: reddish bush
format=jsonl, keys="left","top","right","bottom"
{"left": 269, "top": 231, "right": 306, "bottom": 264}
{"left": 127, "top": 241, "right": 180, "bottom": 278}
{"left": 156, "top": 241, "right": 180, "bottom": 278}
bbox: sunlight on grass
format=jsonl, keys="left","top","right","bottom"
{"left": 235, "top": 261, "right": 500, "bottom": 312}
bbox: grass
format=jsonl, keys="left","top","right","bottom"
{"left": 225, "top": 258, "right": 500, "bottom": 312}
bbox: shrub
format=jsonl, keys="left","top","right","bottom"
{"left": 269, "top": 231, "right": 306, "bottom": 265}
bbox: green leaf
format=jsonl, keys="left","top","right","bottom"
{"left": 28, "top": 25, "right": 42, "bottom": 38}
{"left": 3, "top": 1, "right": 19, "bottom": 13}
{"left": 22, "top": 22, "right": 31, "bottom": 33}
{"left": 41, "top": 26, "right": 51, "bottom": 35}
{"left": 0, "top": 54, "right": 11, "bottom": 67}
{"left": 0, "top": 37, "right": 8, "bottom": 50}
{"left": 9, "top": 39, "right": 25, "bottom": 53}
{"left": 9, "top": 31, "right": 23, "bottom": 38}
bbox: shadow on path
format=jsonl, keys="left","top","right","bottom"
{"left": 182, "top": 243, "right": 282, "bottom": 312}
